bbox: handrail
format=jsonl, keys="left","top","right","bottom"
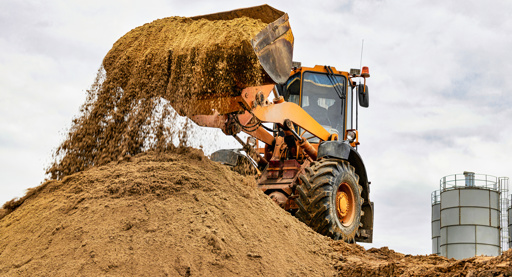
{"left": 431, "top": 190, "right": 440, "bottom": 205}
{"left": 439, "top": 173, "right": 498, "bottom": 192}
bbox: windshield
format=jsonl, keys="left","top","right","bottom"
{"left": 302, "top": 72, "right": 346, "bottom": 138}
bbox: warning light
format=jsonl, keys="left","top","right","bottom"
{"left": 361, "top": 66, "right": 370, "bottom": 78}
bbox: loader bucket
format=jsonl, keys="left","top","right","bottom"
{"left": 192, "top": 5, "right": 294, "bottom": 85}
{"left": 251, "top": 14, "right": 294, "bottom": 84}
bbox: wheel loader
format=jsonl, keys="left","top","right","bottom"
{"left": 180, "top": 5, "right": 374, "bottom": 243}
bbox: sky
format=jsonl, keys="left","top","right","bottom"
{"left": 1, "top": 0, "right": 512, "bottom": 255}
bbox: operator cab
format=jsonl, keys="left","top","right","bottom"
{"left": 279, "top": 66, "right": 351, "bottom": 142}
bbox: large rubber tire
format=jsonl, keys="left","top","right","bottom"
{"left": 296, "top": 159, "right": 363, "bottom": 241}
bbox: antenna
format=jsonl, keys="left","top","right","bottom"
{"left": 359, "top": 39, "right": 364, "bottom": 71}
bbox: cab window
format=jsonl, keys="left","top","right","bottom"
{"left": 283, "top": 72, "right": 301, "bottom": 105}
{"left": 302, "top": 72, "right": 346, "bottom": 135}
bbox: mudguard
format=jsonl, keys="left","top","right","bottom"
{"left": 317, "top": 140, "right": 374, "bottom": 243}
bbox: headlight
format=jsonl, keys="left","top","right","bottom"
{"left": 346, "top": 130, "right": 356, "bottom": 142}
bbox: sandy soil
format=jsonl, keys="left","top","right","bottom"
{"left": 2, "top": 148, "right": 511, "bottom": 276}
{"left": 1, "top": 148, "right": 334, "bottom": 276}
{"left": 46, "top": 12, "right": 273, "bottom": 181}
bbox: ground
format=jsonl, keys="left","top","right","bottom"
{"left": 1, "top": 147, "right": 510, "bottom": 276}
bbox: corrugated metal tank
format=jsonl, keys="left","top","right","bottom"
{"left": 509, "top": 204, "right": 512, "bottom": 249}
{"left": 500, "top": 177, "right": 509, "bottom": 251}
{"left": 438, "top": 172, "right": 500, "bottom": 259}
{"left": 431, "top": 190, "right": 441, "bottom": 255}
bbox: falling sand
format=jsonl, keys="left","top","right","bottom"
{"left": 46, "top": 9, "right": 276, "bottom": 180}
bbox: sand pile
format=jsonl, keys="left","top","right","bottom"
{"left": 0, "top": 148, "right": 335, "bottom": 276}
{"left": 2, "top": 149, "right": 512, "bottom": 276}
{"left": 46, "top": 6, "right": 278, "bottom": 181}
{"left": 330, "top": 242, "right": 512, "bottom": 276}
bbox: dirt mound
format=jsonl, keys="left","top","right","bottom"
{"left": 2, "top": 149, "right": 512, "bottom": 276}
{"left": 331, "top": 242, "right": 512, "bottom": 276}
{"left": 0, "top": 148, "right": 334, "bottom": 276}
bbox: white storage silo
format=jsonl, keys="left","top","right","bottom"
{"left": 438, "top": 172, "right": 501, "bottom": 259}
{"left": 508, "top": 204, "right": 512, "bottom": 249}
{"left": 431, "top": 190, "right": 441, "bottom": 255}
{"left": 499, "top": 177, "right": 509, "bottom": 251}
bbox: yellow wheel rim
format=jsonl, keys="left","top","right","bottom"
{"left": 336, "top": 182, "right": 355, "bottom": 226}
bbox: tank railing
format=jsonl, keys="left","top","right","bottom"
{"left": 440, "top": 173, "right": 499, "bottom": 192}
{"left": 431, "top": 190, "right": 440, "bottom": 205}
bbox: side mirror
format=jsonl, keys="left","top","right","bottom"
{"left": 358, "top": 84, "right": 369, "bottom": 108}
